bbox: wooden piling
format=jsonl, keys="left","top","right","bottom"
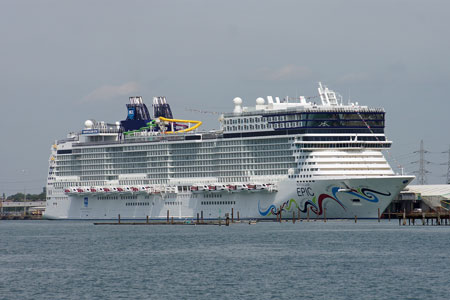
{"left": 298, "top": 207, "right": 301, "bottom": 221}
{"left": 231, "top": 208, "right": 234, "bottom": 223}
{"left": 237, "top": 211, "right": 240, "bottom": 221}
{"left": 171, "top": 216, "right": 174, "bottom": 224}
{"left": 146, "top": 215, "right": 149, "bottom": 224}
{"left": 292, "top": 211, "right": 295, "bottom": 224}
{"left": 307, "top": 207, "right": 310, "bottom": 222}
{"left": 201, "top": 210, "right": 204, "bottom": 223}
{"left": 167, "top": 210, "right": 169, "bottom": 223}
{"left": 118, "top": 214, "right": 121, "bottom": 224}
{"left": 355, "top": 215, "right": 357, "bottom": 223}
{"left": 422, "top": 212, "right": 425, "bottom": 225}
{"left": 279, "top": 207, "right": 282, "bottom": 222}
{"left": 378, "top": 208, "right": 380, "bottom": 223}
{"left": 402, "top": 210, "right": 406, "bottom": 226}
{"left": 226, "top": 214, "right": 230, "bottom": 226}
{"left": 197, "top": 213, "right": 199, "bottom": 224}
{"left": 388, "top": 207, "right": 391, "bottom": 222}
{"left": 324, "top": 208, "right": 326, "bottom": 223}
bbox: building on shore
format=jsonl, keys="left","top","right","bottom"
{"left": 386, "top": 185, "right": 450, "bottom": 214}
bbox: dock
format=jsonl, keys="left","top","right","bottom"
{"left": 93, "top": 214, "right": 239, "bottom": 226}
{"left": 387, "top": 211, "right": 450, "bottom": 226}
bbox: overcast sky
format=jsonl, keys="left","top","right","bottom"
{"left": 1, "top": 0, "right": 449, "bottom": 195}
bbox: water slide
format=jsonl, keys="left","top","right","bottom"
{"left": 158, "top": 116, "right": 202, "bottom": 134}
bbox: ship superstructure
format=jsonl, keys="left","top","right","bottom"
{"left": 45, "top": 83, "right": 413, "bottom": 220}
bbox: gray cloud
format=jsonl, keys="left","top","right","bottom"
{"left": 256, "top": 65, "right": 313, "bottom": 81}
{"left": 81, "top": 82, "right": 139, "bottom": 103}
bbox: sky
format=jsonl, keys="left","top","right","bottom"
{"left": 1, "top": 0, "right": 449, "bottom": 195}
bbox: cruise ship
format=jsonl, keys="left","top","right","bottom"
{"left": 44, "top": 83, "right": 413, "bottom": 220}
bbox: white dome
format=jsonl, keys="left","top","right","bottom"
{"left": 84, "top": 120, "right": 94, "bottom": 129}
{"left": 233, "top": 97, "right": 243, "bottom": 105}
{"left": 256, "top": 97, "right": 265, "bottom": 105}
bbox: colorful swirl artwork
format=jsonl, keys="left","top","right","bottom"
{"left": 258, "top": 186, "right": 391, "bottom": 216}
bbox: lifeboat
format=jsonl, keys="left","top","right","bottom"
{"left": 190, "top": 185, "right": 207, "bottom": 193}
{"left": 64, "top": 189, "right": 71, "bottom": 193}
{"left": 89, "top": 187, "right": 97, "bottom": 193}
{"left": 198, "top": 185, "right": 208, "bottom": 192}
{"left": 130, "top": 187, "right": 139, "bottom": 192}
{"left": 138, "top": 186, "right": 148, "bottom": 194}
{"left": 208, "top": 185, "right": 217, "bottom": 191}
{"left": 76, "top": 188, "right": 84, "bottom": 193}
{"left": 116, "top": 187, "right": 124, "bottom": 192}
{"left": 215, "top": 184, "right": 228, "bottom": 191}
{"left": 236, "top": 184, "right": 248, "bottom": 191}
{"left": 247, "top": 184, "right": 256, "bottom": 190}
{"left": 227, "top": 184, "right": 237, "bottom": 191}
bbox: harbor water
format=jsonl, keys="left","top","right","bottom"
{"left": 1, "top": 220, "right": 450, "bottom": 299}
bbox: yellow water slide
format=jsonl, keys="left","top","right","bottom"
{"left": 158, "top": 116, "right": 202, "bottom": 134}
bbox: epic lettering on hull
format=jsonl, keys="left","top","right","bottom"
{"left": 297, "top": 187, "right": 315, "bottom": 197}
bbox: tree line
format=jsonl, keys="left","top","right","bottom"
{"left": 2, "top": 192, "right": 46, "bottom": 202}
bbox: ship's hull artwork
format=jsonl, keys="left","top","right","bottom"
{"left": 44, "top": 176, "right": 411, "bottom": 220}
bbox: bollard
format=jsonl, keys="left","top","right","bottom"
{"left": 378, "top": 208, "right": 380, "bottom": 223}
{"left": 118, "top": 214, "right": 121, "bottom": 224}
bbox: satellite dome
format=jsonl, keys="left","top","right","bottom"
{"left": 233, "top": 97, "right": 243, "bottom": 105}
{"left": 256, "top": 97, "right": 265, "bottom": 105}
{"left": 84, "top": 120, "right": 94, "bottom": 129}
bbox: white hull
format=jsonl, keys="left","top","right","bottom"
{"left": 44, "top": 176, "right": 412, "bottom": 220}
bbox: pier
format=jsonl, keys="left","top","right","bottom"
{"left": 390, "top": 211, "right": 450, "bottom": 226}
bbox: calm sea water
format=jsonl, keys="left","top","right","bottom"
{"left": 1, "top": 220, "right": 450, "bottom": 299}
